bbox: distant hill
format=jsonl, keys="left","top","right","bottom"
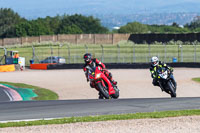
{"left": 1, "top": 0, "right": 200, "bottom": 28}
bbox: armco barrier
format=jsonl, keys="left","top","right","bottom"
{"left": 47, "top": 63, "right": 200, "bottom": 69}
{"left": 30, "top": 63, "right": 56, "bottom": 70}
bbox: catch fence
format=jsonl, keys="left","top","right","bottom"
{"left": 31, "top": 42, "right": 200, "bottom": 65}
{"left": 1, "top": 42, "right": 200, "bottom": 66}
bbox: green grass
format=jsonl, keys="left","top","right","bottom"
{"left": 0, "top": 109, "right": 200, "bottom": 128}
{"left": 1, "top": 41, "right": 200, "bottom": 66}
{"left": 0, "top": 81, "right": 58, "bottom": 100}
{"left": 192, "top": 78, "right": 200, "bottom": 83}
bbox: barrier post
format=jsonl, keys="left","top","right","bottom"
{"left": 194, "top": 42, "right": 196, "bottom": 62}
{"left": 148, "top": 44, "right": 151, "bottom": 60}
{"left": 164, "top": 43, "right": 167, "bottom": 62}
{"left": 132, "top": 43, "right": 136, "bottom": 63}
{"left": 177, "top": 43, "right": 179, "bottom": 62}
{"left": 50, "top": 45, "right": 53, "bottom": 63}
{"left": 85, "top": 44, "right": 88, "bottom": 53}
{"left": 180, "top": 45, "right": 183, "bottom": 62}
{"left": 66, "top": 44, "right": 71, "bottom": 64}
{"left": 101, "top": 44, "right": 104, "bottom": 62}
{"left": 117, "top": 44, "right": 120, "bottom": 63}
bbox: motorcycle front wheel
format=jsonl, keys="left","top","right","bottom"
{"left": 167, "top": 80, "right": 177, "bottom": 98}
{"left": 111, "top": 86, "right": 119, "bottom": 99}
{"left": 97, "top": 82, "right": 110, "bottom": 99}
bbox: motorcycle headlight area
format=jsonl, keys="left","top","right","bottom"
{"left": 159, "top": 71, "right": 168, "bottom": 79}
{"left": 95, "top": 73, "right": 101, "bottom": 79}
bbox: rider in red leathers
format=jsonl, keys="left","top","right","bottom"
{"left": 83, "top": 53, "right": 117, "bottom": 99}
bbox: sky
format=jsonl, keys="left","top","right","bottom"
{"left": 0, "top": 0, "right": 200, "bottom": 18}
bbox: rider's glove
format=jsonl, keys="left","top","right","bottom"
{"left": 170, "top": 67, "right": 173, "bottom": 72}
{"left": 152, "top": 74, "right": 156, "bottom": 78}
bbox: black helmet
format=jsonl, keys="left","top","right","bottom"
{"left": 83, "top": 53, "right": 92, "bottom": 63}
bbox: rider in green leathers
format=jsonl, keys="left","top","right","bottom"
{"left": 149, "top": 56, "right": 176, "bottom": 87}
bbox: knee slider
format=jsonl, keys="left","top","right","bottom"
{"left": 109, "top": 73, "right": 112, "bottom": 78}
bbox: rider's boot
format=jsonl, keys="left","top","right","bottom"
{"left": 153, "top": 79, "right": 159, "bottom": 87}
{"left": 98, "top": 92, "right": 104, "bottom": 99}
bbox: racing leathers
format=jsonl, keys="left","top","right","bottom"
{"left": 83, "top": 58, "right": 117, "bottom": 85}
{"left": 83, "top": 58, "right": 117, "bottom": 99}
{"left": 150, "top": 61, "right": 175, "bottom": 87}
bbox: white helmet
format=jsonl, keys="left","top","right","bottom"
{"left": 151, "top": 56, "right": 159, "bottom": 66}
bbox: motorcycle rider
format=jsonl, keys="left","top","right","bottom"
{"left": 83, "top": 53, "right": 117, "bottom": 99}
{"left": 150, "top": 56, "right": 176, "bottom": 87}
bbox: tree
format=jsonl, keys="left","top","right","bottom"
{"left": 172, "top": 22, "right": 179, "bottom": 27}
{"left": 48, "top": 16, "right": 61, "bottom": 34}
{"left": 15, "top": 21, "right": 31, "bottom": 37}
{"left": 184, "top": 16, "right": 200, "bottom": 30}
{"left": 59, "top": 14, "right": 108, "bottom": 34}
{"left": 27, "top": 20, "right": 54, "bottom": 36}
{"left": 147, "top": 24, "right": 189, "bottom": 33}
{"left": 118, "top": 22, "right": 148, "bottom": 33}
{"left": 0, "top": 8, "right": 24, "bottom": 38}
{"left": 59, "top": 24, "right": 83, "bottom": 34}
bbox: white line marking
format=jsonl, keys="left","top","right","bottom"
{"left": 2, "top": 89, "right": 13, "bottom": 101}
{"left": 0, "top": 117, "right": 65, "bottom": 123}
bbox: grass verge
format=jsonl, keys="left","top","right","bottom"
{"left": 0, "top": 109, "right": 200, "bottom": 128}
{"left": 0, "top": 81, "right": 58, "bottom": 100}
{"left": 192, "top": 78, "right": 200, "bottom": 83}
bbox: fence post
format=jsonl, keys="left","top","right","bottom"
{"left": 50, "top": 45, "right": 53, "bottom": 63}
{"left": 2, "top": 38, "right": 4, "bottom": 46}
{"left": 39, "top": 35, "right": 41, "bottom": 43}
{"left": 32, "top": 46, "right": 35, "bottom": 60}
{"left": 4, "top": 48, "right": 7, "bottom": 64}
{"left": 117, "top": 44, "right": 120, "bottom": 63}
{"left": 58, "top": 43, "right": 63, "bottom": 57}
{"left": 177, "top": 44, "right": 179, "bottom": 62}
{"left": 112, "top": 34, "right": 114, "bottom": 44}
{"left": 58, "top": 44, "right": 60, "bottom": 57}
{"left": 163, "top": 43, "right": 167, "bottom": 62}
{"left": 85, "top": 44, "right": 88, "bottom": 53}
{"left": 101, "top": 44, "right": 104, "bottom": 62}
{"left": 132, "top": 43, "right": 136, "bottom": 63}
{"left": 194, "top": 42, "right": 197, "bottom": 62}
{"left": 32, "top": 45, "right": 40, "bottom": 63}
{"left": 179, "top": 44, "right": 183, "bottom": 62}
{"left": 76, "top": 34, "right": 78, "bottom": 44}
{"left": 148, "top": 44, "right": 151, "bottom": 60}
{"left": 66, "top": 44, "right": 71, "bottom": 64}
{"left": 20, "top": 37, "right": 23, "bottom": 45}
{"left": 94, "top": 34, "right": 96, "bottom": 44}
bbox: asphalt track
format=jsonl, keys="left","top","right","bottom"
{"left": 0, "top": 97, "right": 200, "bottom": 122}
{"left": 0, "top": 87, "right": 10, "bottom": 102}
{"left": 0, "top": 68, "right": 200, "bottom": 123}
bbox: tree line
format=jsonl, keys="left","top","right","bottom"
{"left": 1, "top": 8, "right": 200, "bottom": 38}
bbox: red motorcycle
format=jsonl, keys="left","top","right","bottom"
{"left": 87, "top": 65, "right": 119, "bottom": 99}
